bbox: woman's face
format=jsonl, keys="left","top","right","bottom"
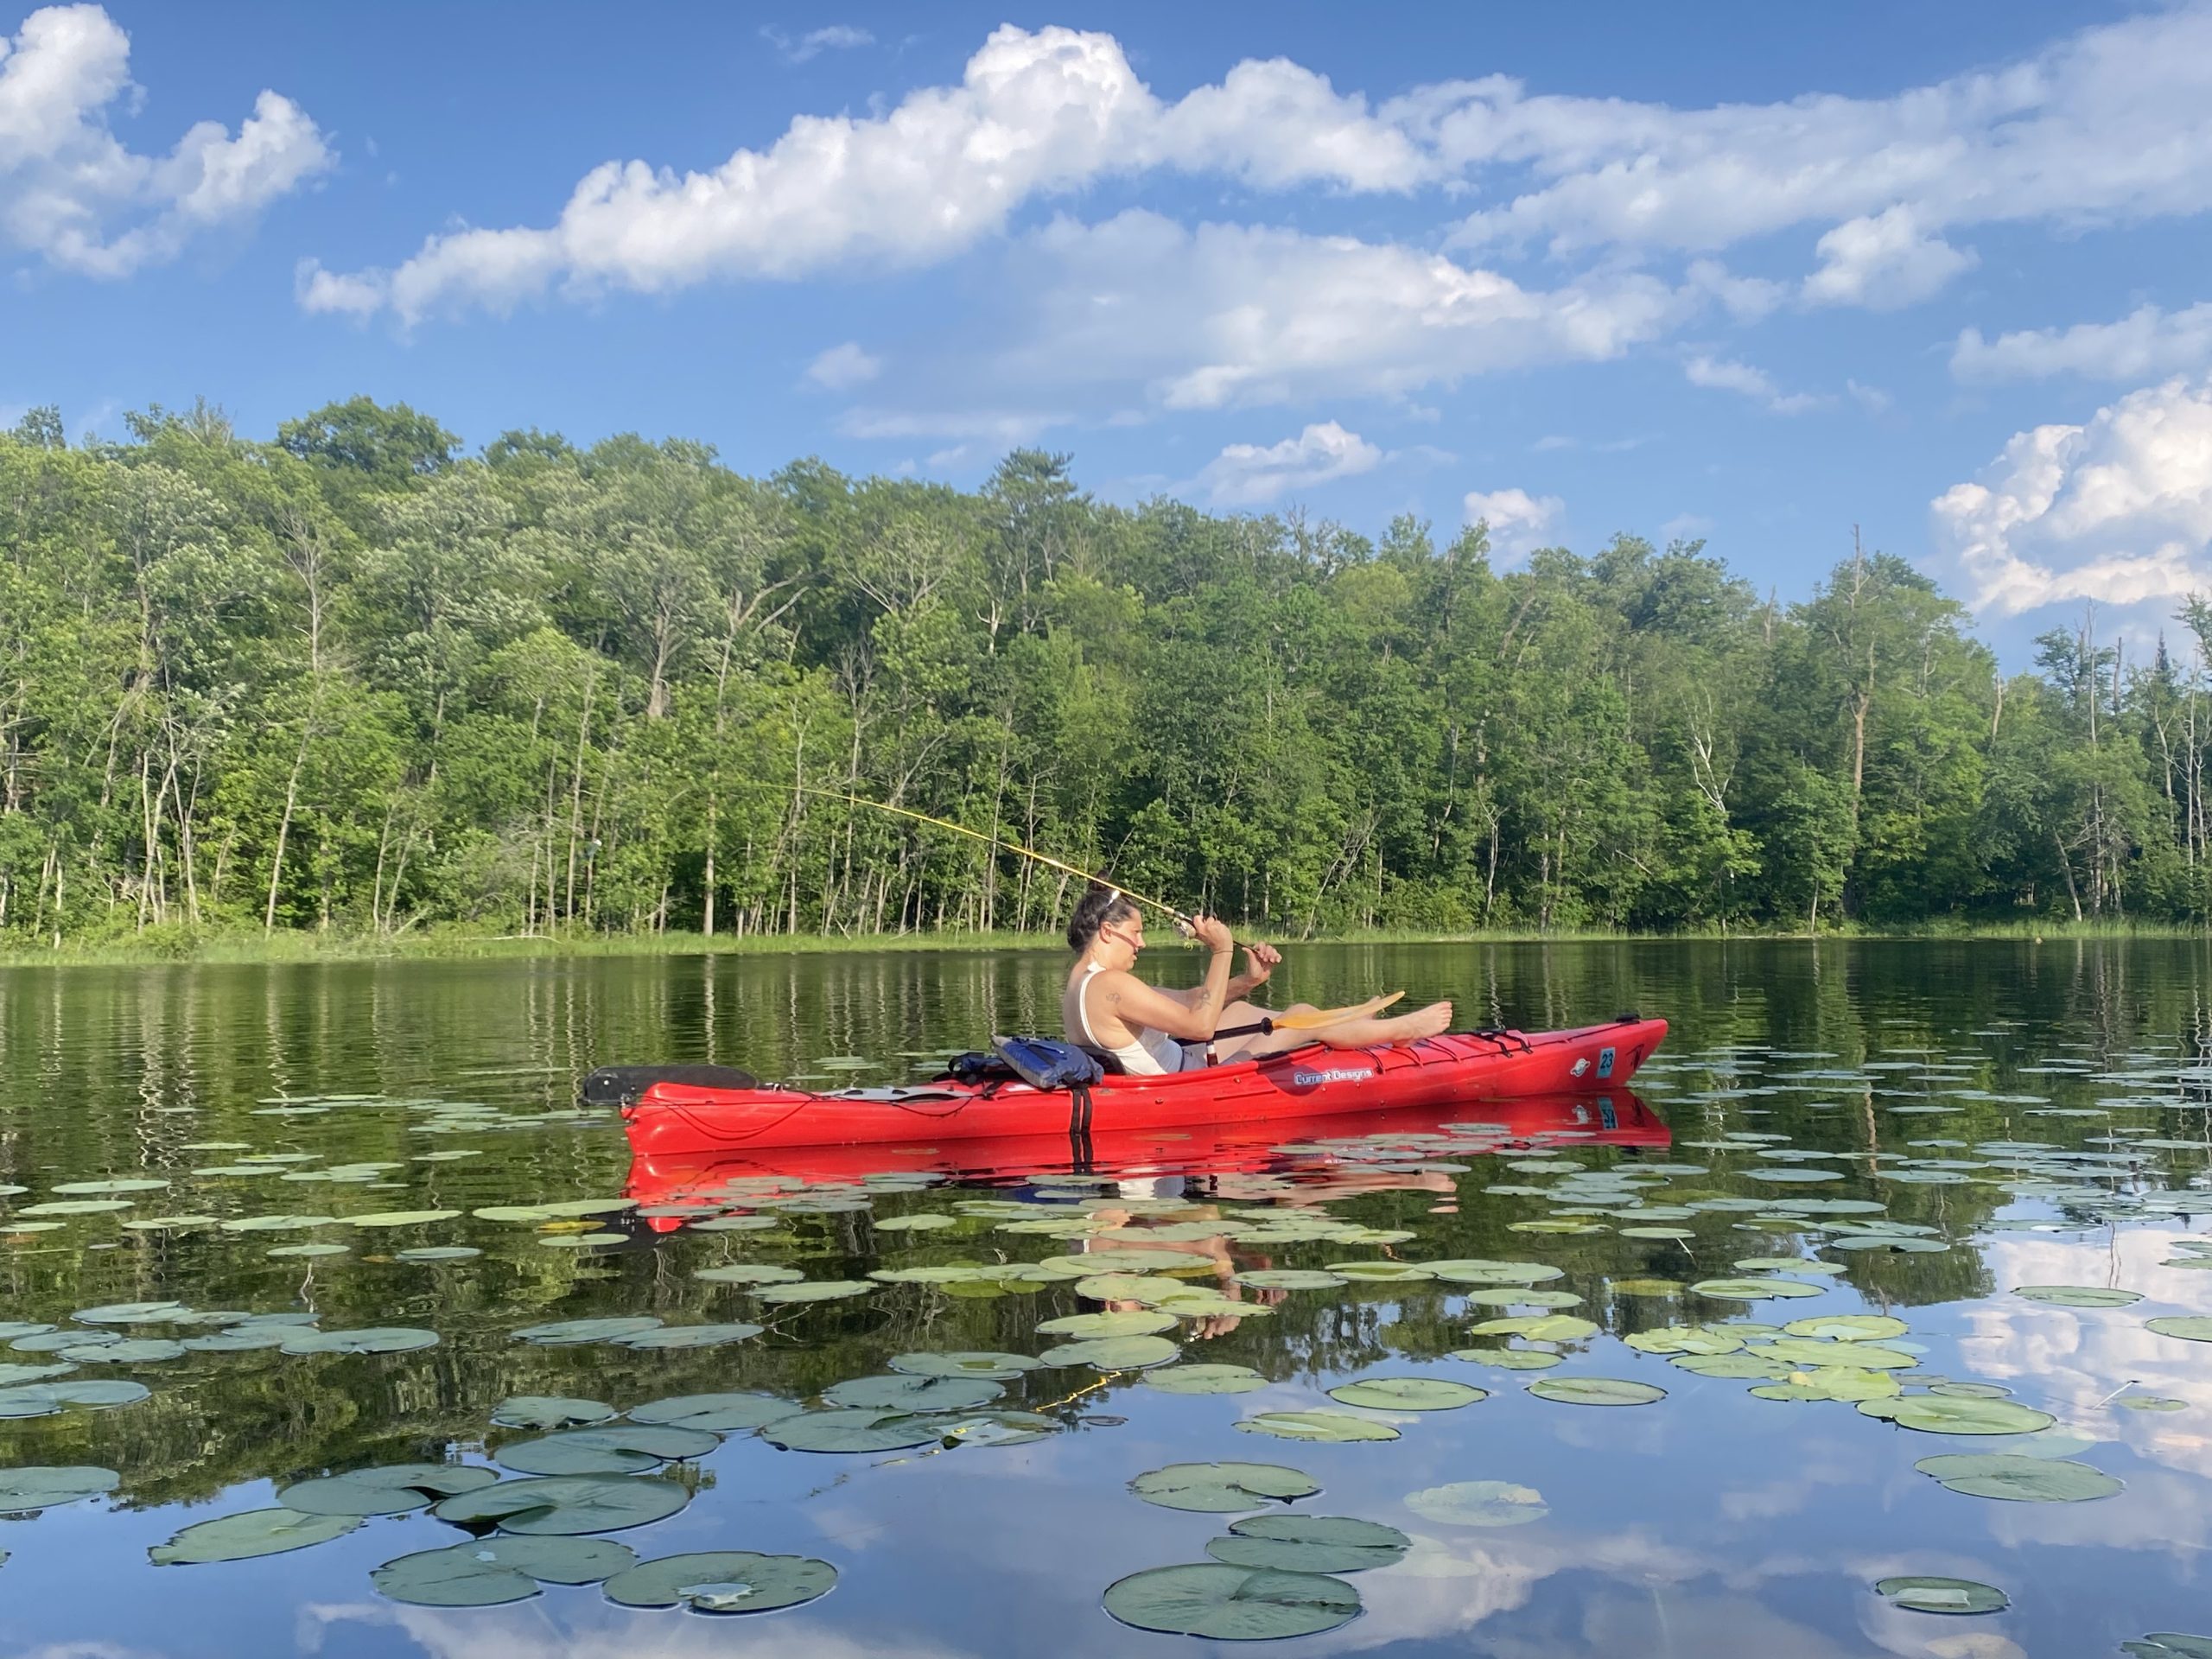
{"left": 1103, "top": 909, "right": 1145, "bottom": 955}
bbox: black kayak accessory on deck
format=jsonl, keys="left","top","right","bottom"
{"left": 582, "top": 1063, "right": 760, "bottom": 1107}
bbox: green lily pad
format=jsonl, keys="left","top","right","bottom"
{"left": 762, "top": 1409, "right": 950, "bottom": 1453}
{"left": 1404, "top": 1479, "right": 1548, "bottom": 1526}
{"left": 1324, "top": 1262, "right": 1435, "bottom": 1283}
{"left": 752, "top": 1280, "right": 873, "bottom": 1304}
{"left": 220, "top": 1214, "right": 337, "bottom": 1232}
{"left": 1036, "top": 1309, "right": 1178, "bottom": 1338}
{"left": 18, "top": 1199, "right": 132, "bottom": 1216}
{"left": 1914, "top": 1452, "right": 2124, "bottom": 1501}
{"left": 1234, "top": 1269, "right": 1345, "bottom": 1290}
{"left": 497, "top": 1426, "right": 720, "bottom": 1476}
{"left": 823, "top": 1374, "right": 1002, "bottom": 1412}
{"left": 2014, "top": 1285, "right": 2142, "bottom": 1307}
{"left": 873, "top": 1213, "right": 955, "bottom": 1231}
{"left": 1468, "top": 1314, "right": 1598, "bottom": 1343}
{"left": 1734, "top": 1257, "right": 1847, "bottom": 1275}
{"left": 1040, "top": 1335, "right": 1180, "bottom": 1369}
{"left": 52, "top": 1179, "right": 168, "bottom": 1195}
{"left": 1132, "top": 1461, "right": 1319, "bottom": 1513}
{"left": 280, "top": 1465, "right": 500, "bottom": 1516}
{"left": 151, "top": 1508, "right": 361, "bottom": 1563}
{"left": 512, "top": 1317, "right": 662, "bottom": 1345}
{"left": 2114, "top": 1395, "right": 2187, "bottom": 1412}
{"left": 1624, "top": 1326, "right": 1742, "bottom": 1357}
{"left": 1670, "top": 1352, "right": 1793, "bottom": 1379}
{"left": 1207, "top": 1515, "right": 1408, "bottom": 1573}
{"left": 430, "top": 1475, "right": 690, "bottom": 1534}
{"left": 2122, "top": 1636, "right": 2212, "bottom": 1658}
{"left": 1325, "top": 1376, "right": 1486, "bottom": 1411}
{"left": 1103, "top": 1563, "right": 1360, "bottom": 1640}
{"left": 1745, "top": 1338, "right": 1917, "bottom": 1370}
{"left": 1751, "top": 1366, "right": 1903, "bottom": 1403}
{"left": 618, "top": 1322, "right": 762, "bottom": 1350}
{"left": 268, "top": 1243, "right": 350, "bottom": 1258}
{"left": 888, "top": 1351, "right": 1042, "bottom": 1380}
{"left": 0, "top": 1465, "right": 118, "bottom": 1511}
{"left": 1610, "top": 1278, "right": 1685, "bottom": 1296}
{"left": 1461, "top": 1287, "right": 1585, "bottom": 1309}
{"left": 491, "top": 1396, "right": 615, "bottom": 1431}
{"left": 2147, "top": 1318, "right": 2212, "bottom": 1343}
{"left": 1691, "top": 1278, "right": 1826, "bottom": 1300}
{"left": 281, "top": 1326, "right": 439, "bottom": 1356}
{"left": 1783, "top": 1314, "right": 1910, "bottom": 1342}
{"left": 73, "top": 1301, "right": 187, "bottom": 1325}
{"left": 1448, "top": 1346, "right": 1561, "bottom": 1370}
{"left": 0, "top": 1380, "right": 149, "bottom": 1417}
{"left": 1529, "top": 1377, "right": 1666, "bottom": 1407}
{"left": 938, "top": 1409, "right": 1062, "bottom": 1446}
{"left": 602, "top": 1549, "right": 839, "bottom": 1613}
{"left": 397, "top": 1245, "right": 482, "bottom": 1262}
{"left": 1860, "top": 1395, "right": 2055, "bottom": 1435}
{"left": 1141, "top": 1363, "right": 1268, "bottom": 1395}
{"left": 59, "top": 1338, "right": 185, "bottom": 1363}
{"left": 1874, "top": 1575, "right": 2009, "bottom": 1615}
{"left": 626, "top": 1392, "right": 804, "bottom": 1432}
{"left": 693, "top": 1264, "right": 804, "bottom": 1286}
{"left": 373, "top": 1536, "right": 639, "bottom": 1605}
{"left": 1236, "top": 1410, "right": 1400, "bottom": 1443}
{"left": 1043, "top": 1249, "right": 1213, "bottom": 1276}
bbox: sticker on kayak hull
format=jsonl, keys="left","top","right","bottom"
{"left": 1291, "top": 1066, "right": 1373, "bottom": 1087}
{"left": 1570, "top": 1058, "right": 1590, "bottom": 1078}
{"left": 1597, "top": 1046, "right": 1617, "bottom": 1080}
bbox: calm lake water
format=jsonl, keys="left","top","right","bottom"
{"left": 0, "top": 939, "right": 2207, "bottom": 1657}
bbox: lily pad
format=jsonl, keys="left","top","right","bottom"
{"left": 1136, "top": 1363, "right": 1263, "bottom": 1395}
{"left": 1036, "top": 1309, "right": 1177, "bottom": 1338}
{"left": 1624, "top": 1326, "right": 1742, "bottom": 1357}
{"left": 373, "top": 1536, "right": 639, "bottom": 1605}
{"left": 512, "top": 1317, "right": 662, "bottom": 1345}
{"left": 1860, "top": 1395, "right": 2054, "bottom": 1435}
{"left": 1236, "top": 1410, "right": 1400, "bottom": 1443}
{"left": 752, "top": 1280, "right": 873, "bottom": 1305}
{"left": 1690, "top": 1277, "right": 1826, "bottom": 1300}
{"left": 889, "top": 1351, "right": 1043, "bottom": 1380}
{"left": 281, "top": 1465, "right": 500, "bottom": 1516}
{"left": 1404, "top": 1479, "right": 1548, "bottom": 1527}
{"left": 59, "top": 1338, "right": 185, "bottom": 1363}
{"left": 1103, "top": 1563, "right": 1360, "bottom": 1640}
{"left": 0, "top": 1465, "right": 118, "bottom": 1511}
{"left": 430, "top": 1475, "right": 690, "bottom": 1534}
{"left": 150, "top": 1508, "right": 360, "bottom": 1563}
{"left": 1874, "top": 1575, "right": 2009, "bottom": 1615}
{"left": 2014, "top": 1285, "right": 2142, "bottom": 1307}
{"left": 1040, "top": 1335, "right": 1180, "bottom": 1370}
{"left": 1325, "top": 1376, "right": 1486, "bottom": 1411}
{"left": 1783, "top": 1314, "right": 1910, "bottom": 1342}
{"left": 2147, "top": 1317, "right": 2212, "bottom": 1343}
{"left": 281, "top": 1326, "right": 439, "bottom": 1356}
{"left": 1325, "top": 1262, "right": 1434, "bottom": 1283}
{"left": 1235, "top": 1269, "right": 1345, "bottom": 1290}
{"left": 491, "top": 1396, "right": 616, "bottom": 1431}
{"left": 618, "top": 1322, "right": 762, "bottom": 1350}
{"left": 1131, "top": 1461, "right": 1319, "bottom": 1513}
{"left": 1529, "top": 1376, "right": 1666, "bottom": 1407}
{"left": 1448, "top": 1346, "right": 1561, "bottom": 1370}
{"left": 694, "top": 1264, "right": 804, "bottom": 1286}
{"left": 73, "top": 1301, "right": 187, "bottom": 1325}
{"left": 761, "top": 1408, "right": 950, "bottom": 1453}
{"left": 1468, "top": 1314, "right": 1598, "bottom": 1343}
{"left": 1042, "top": 1249, "right": 1213, "bottom": 1276}
{"left": 496, "top": 1426, "right": 720, "bottom": 1477}
{"left": 823, "top": 1374, "right": 1002, "bottom": 1412}
{"left": 626, "top": 1392, "right": 803, "bottom": 1432}
{"left": 1207, "top": 1515, "right": 1408, "bottom": 1573}
{"left": 397, "top": 1246, "right": 483, "bottom": 1262}
{"left": 602, "top": 1549, "right": 839, "bottom": 1613}
{"left": 1914, "top": 1452, "right": 2124, "bottom": 1501}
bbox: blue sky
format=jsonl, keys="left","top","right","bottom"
{"left": 8, "top": 2, "right": 2212, "bottom": 660}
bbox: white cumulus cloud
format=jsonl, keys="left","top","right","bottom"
{"left": 306, "top": 25, "right": 1426, "bottom": 324}
{"left": 1801, "top": 205, "right": 1976, "bottom": 309}
{"left": 1930, "top": 372, "right": 2212, "bottom": 624}
{"left": 1196, "top": 421, "right": 1381, "bottom": 505}
{"left": 0, "top": 3, "right": 329, "bottom": 276}
{"left": 1953, "top": 301, "right": 2212, "bottom": 383}
{"left": 1463, "top": 486, "right": 1563, "bottom": 557}
{"left": 1684, "top": 354, "right": 1822, "bottom": 414}
{"left": 804, "top": 340, "right": 881, "bottom": 390}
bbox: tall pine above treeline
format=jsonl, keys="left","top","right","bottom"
{"left": 0, "top": 397, "right": 2192, "bottom": 942}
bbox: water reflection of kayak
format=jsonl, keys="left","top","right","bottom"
{"left": 622, "top": 1090, "right": 1669, "bottom": 1215}
{"left": 598, "top": 1017, "right": 1666, "bottom": 1157}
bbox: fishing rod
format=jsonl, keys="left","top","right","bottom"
{"left": 760, "top": 781, "right": 1212, "bottom": 939}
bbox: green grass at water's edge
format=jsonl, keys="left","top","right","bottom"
{"left": 0, "top": 916, "right": 2204, "bottom": 969}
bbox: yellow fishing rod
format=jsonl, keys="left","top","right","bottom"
{"left": 746, "top": 780, "right": 1405, "bottom": 1032}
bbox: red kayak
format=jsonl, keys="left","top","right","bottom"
{"left": 608, "top": 1017, "right": 1666, "bottom": 1156}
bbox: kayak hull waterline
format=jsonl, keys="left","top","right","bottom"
{"left": 613, "top": 1017, "right": 1667, "bottom": 1155}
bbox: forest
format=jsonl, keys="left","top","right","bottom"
{"left": 0, "top": 395, "right": 2200, "bottom": 946}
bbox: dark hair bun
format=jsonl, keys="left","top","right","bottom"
{"left": 1067, "top": 881, "right": 1136, "bottom": 950}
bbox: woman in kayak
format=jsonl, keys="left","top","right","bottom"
{"left": 1061, "top": 883, "right": 1451, "bottom": 1074}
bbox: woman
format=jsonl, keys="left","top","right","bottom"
{"left": 1060, "top": 883, "right": 1452, "bottom": 1075}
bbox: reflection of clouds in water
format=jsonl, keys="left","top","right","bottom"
{"left": 1961, "top": 1230, "right": 2212, "bottom": 1479}
{"left": 301, "top": 1601, "right": 979, "bottom": 1659}
{"left": 10, "top": 1644, "right": 159, "bottom": 1659}
{"left": 1477, "top": 1586, "right": 1869, "bottom": 1659}
{"left": 1716, "top": 1445, "right": 1868, "bottom": 1522}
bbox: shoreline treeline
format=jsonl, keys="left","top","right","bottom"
{"left": 0, "top": 397, "right": 2197, "bottom": 943}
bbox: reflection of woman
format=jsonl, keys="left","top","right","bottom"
{"left": 1082, "top": 1197, "right": 1282, "bottom": 1339}
{"left": 1060, "top": 884, "right": 1449, "bottom": 1074}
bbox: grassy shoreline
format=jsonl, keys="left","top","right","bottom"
{"left": 0, "top": 917, "right": 2204, "bottom": 969}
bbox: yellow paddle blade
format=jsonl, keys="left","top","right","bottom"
{"left": 1270, "top": 991, "right": 1406, "bottom": 1031}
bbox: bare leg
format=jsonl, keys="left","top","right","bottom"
{"left": 1211, "top": 999, "right": 1452, "bottom": 1062}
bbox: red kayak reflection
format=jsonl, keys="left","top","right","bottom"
{"left": 623, "top": 1090, "right": 1669, "bottom": 1226}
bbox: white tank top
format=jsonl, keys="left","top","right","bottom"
{"left": 1071, "top": 963, "right": 1191, "bottom": 1076}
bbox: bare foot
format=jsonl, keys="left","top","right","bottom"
{"left": 1373, "top": 1001, "right": 1452, "bottom": 1044}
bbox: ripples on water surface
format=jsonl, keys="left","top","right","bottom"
{"left": 0, "top": 940, "right": 2207, "bottom": 1656}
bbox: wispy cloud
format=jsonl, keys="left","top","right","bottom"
{"left": 760, "top": 23, "right": 875, "bottom": 64}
